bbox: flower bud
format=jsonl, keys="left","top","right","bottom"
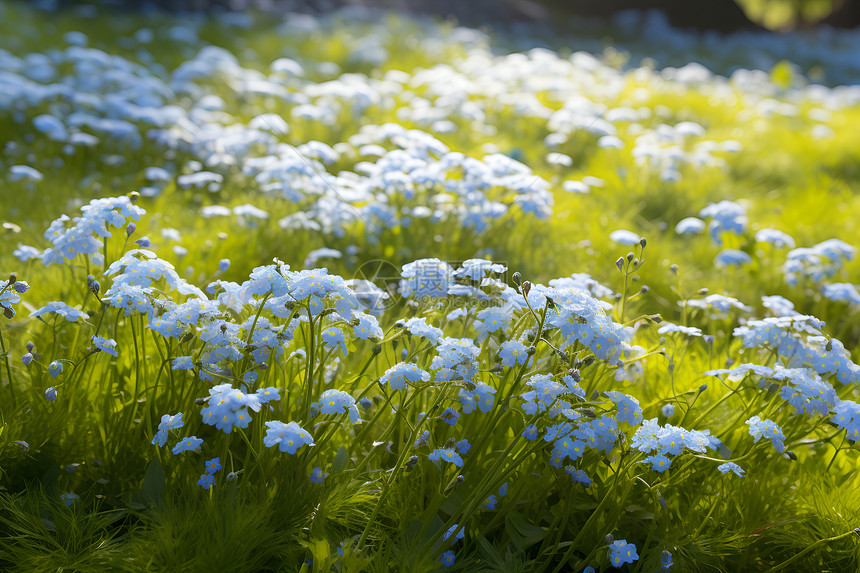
{"left": 521, "top": 281, "right": 531, "bottom": 297}
{"left": 405, "top": 455, "right": 419, "bottom": 472}
{"left": 126, "top": 222, "right": 136, "bottom": 237}
{"left": 218, "top": 258, "right": 230, "bottom": 272}
{"left": 605, "top": 534, "right": 614, "bottom": 545}
{"left": 670, "top": 264, "right": 678, "bottom": 275}
{"left": 698, "top": 384, "right": 708, "bottom": 393}
{"left": 45, "top": 386, "right": 57, "bottom": 401}
{"left": 626, "top": 252, "right": 635, "bottom": 262}
{"left": 639, "top": 237, "right": 647, "bottom": 249}
{"left": 8, "top": 272, "right": 16, "bottom": 285}
{"left": 511, "top": 272, "right": 522, "bottom": 286}
{"left": 22, "top": 352, "right": 33, "bottom": 366}
{"left": 784, "top": 450, "right": 797, "bottom": 461}
{"left": 135, "top": 236, "right": 151, "bottom": 248}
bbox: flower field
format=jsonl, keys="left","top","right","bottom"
{"left": 1, "top": 1, "right": 860, "bottom": 571}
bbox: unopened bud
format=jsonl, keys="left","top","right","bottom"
{"left": 126, "top": 222, "right": 136, "bottom": 237}
{"left": 626, "top": 252, "right": 635, "bottom": 262}
{"left": 825, "top": 339, "right": 833, "bottom": 352}
{"left": 511, "top": 272, "right": 522, "bottom": 286}
{"left": 521, "top": 281, "right": 532, "bottom": 297}
{"left": 698, "top": 384, "right": 708, "bottom": 393}
{"left": 3, "top": 307, "right": 13, "bottom": 319}
{"left": 129, "top": 191, "right": 139, "bottom": 203}
{"left": 405, "top": 455, "right": 419, "bottom": 472}
{"left": 372, "top": 344, "right": 382, "bottom": 355}
{"left": 670, "top": 264, "right": 678, "bottom": 275}
{"left": 26, "top": 340, "right": 34, "bottom": 352}
{"left": 195, "top": 397, "right": 207, "bottom": 405}
{"left": 616, "top": 257, "right": 624, "bottom": 271}
{"left": 526, "top": 346, "right": 536, "bottom": 356}
{"left": 640, "top": 286, "right": 649, "bottom": 294}
{"left": 639, "top": 238, "right": 647, "bottom": 248}
{"left": 784, "top": 450, "right": 797, "bottom": 461}
{"left": 8, "top": 272, "right": 16, "bottom": 285}
{"left": 697, "top": 288, "right": 709, "bottom": 295}
{"left": 605, "top": 534, "right": 614, "bottom": 545}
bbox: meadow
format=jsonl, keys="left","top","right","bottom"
{"left": 1, "top": 1, "right": 860, "bottom": 571}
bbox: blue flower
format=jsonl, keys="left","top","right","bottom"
{"left": 441, "top": 408, "right": 460, "bottom": 426}
{"left": 456, "top": 439, "right": 471, "bottom": 454}
{"left": 200, "top": 384, "right": 264, "bottom": 434}
{"left": 380, "top": 362, "right": 430, "bottom": 390}
{"left": 717, "top": 462, "right": 745, "bottom": 477}
{"left": 715, "top": 249, "right": 752, "bottom": 268}
{"left": 310, "top": 467, "right": 328, "bottom": 483}
{"left": 474, "top": 305, "right": 514, "bottom": 341}
{"left": 60, "top": 492, "right": 79, "bottom": 506}
{"left": 319, "top": 389, "right": 361, "bottom": 423}
{"left": 566, "top": 467, "right": 592, "bottom": 485}
{"left": 197, "top": 474, "right": 215, "bottom": 489}
{"left": 48, "top": 361, "right": 63, "bottom": 378}
{"left": 458, "top": 382, "right": 496, "bottom": 414}
{"left": 443, "top": 524, "right": 465, "bottom": 543}
{"left": 644, "top": 454, "right": 671, "bottom": 473}
{"left": 745, "top": 416, "right": 785, "bottom": 453}
{"left": 152, "top": 412, "right": 183, "bottom": 447}
{"left": 413, "top": 430, "right": 430, "bottom": 448}
{"left": 401, "top": 317, "right": 443, "bottom": 344}
{"left": 30, "top": 301, "right": 89, "bottom": 322}
{"left": 218, "top": 258, "right": 231, "bottom": 271}
{"left": 439, "top": 550, "right": 456, "bottom": 568}
{"left": 484, "top": 494, "right": 497, "bottom": 509}
{"left": 399, "top": 258, "right": 454, "bottom": 299}
{"left": 831, "top": 400, "right": 860, "bottom": 441}
{"left": 429, "top": 448, "right": 464, "bottom": 467}
{"left": 171, "top": 436, "right": 203, "bottom": 455}
{"left": 92, "top": 335, "right": 118, "bottom": 356}
{"left": 321, "top": 327, "right": 347, "bottom": 354}
{"left": 498, "top": 340, "right": 529, "bottom": 367}
{"left": 263, "top": 421, "right": 314, "bottom": 454}
{"left": 256, "top": 387, "right": 281, "bottom": 404}
{"left": 172, "top": 356, "right": 194, "bottom": 370}
{"left": 498, "top": 482, "right": 508, "bottom": 497}
{"left": 605, "top": 391, "right": 643, "bottom": 426}
{"left": 523, "top": 424, "right": 538, "bottom": 440}
{"left": 607, "top": 539, "right": 638, "bottom": 568}
{"left": 205, "top": 457, "right": 222, "bottom": 474}
{"left": 45, "top": 386, "right": 57, "bottom": 401}
{"left": 661, "top": 550, "right": 674, "bottom": 570}
{"left": 352, "top": 312, "right": 383, "bottom": 340}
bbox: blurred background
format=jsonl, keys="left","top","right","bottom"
{"left": 44, "top": 0, "right": 860, "bottom": 31}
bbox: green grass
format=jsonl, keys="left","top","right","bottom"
{"left": 1, "top": 1, "right": 860, "bottom": 572}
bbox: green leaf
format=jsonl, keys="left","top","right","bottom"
{"left": 332, "top": 446, "right": 349, "bottom": 474}
{"left": 141, "top": 456, "right": 164, "bottom": 508}
{"left": 505, "top": 512, "right": 546, "bottom": 550}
